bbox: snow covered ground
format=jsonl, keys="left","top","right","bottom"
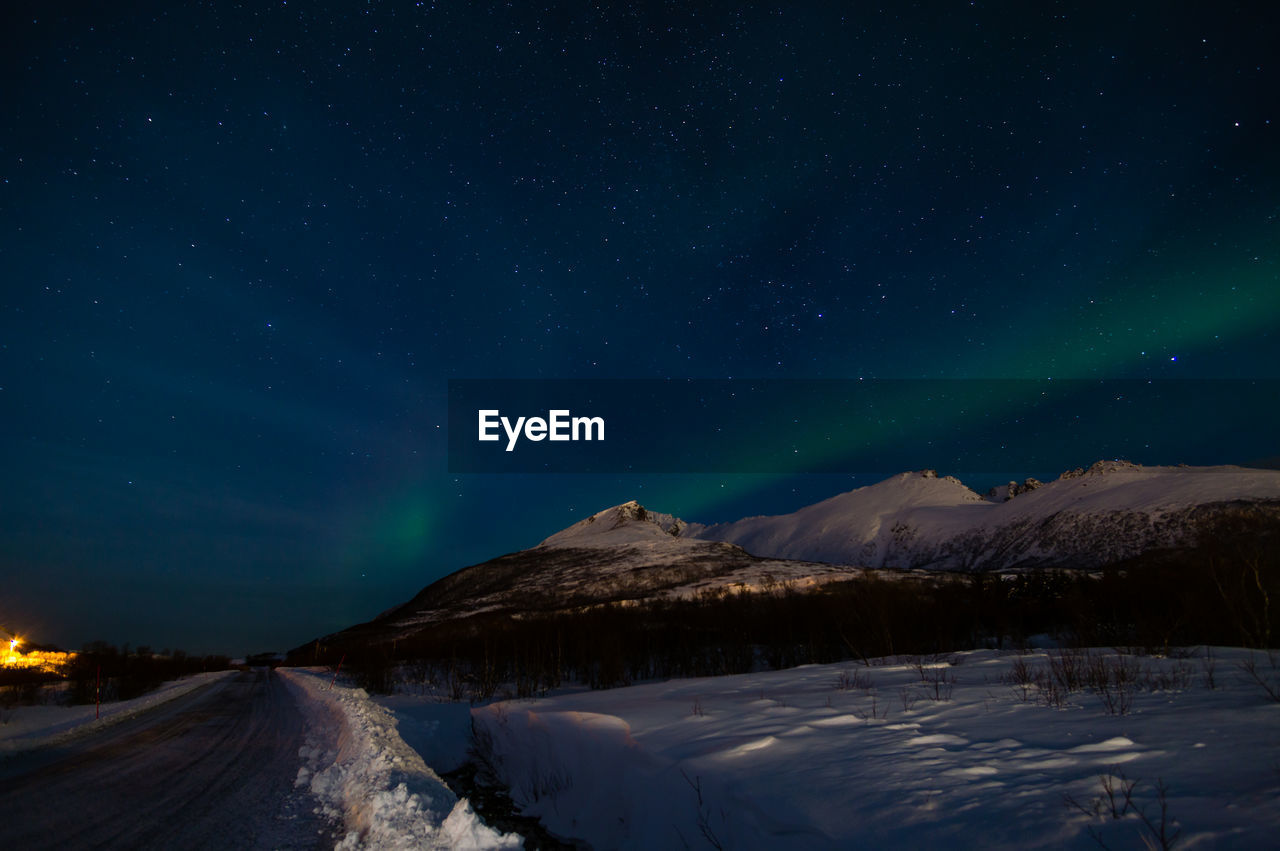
{"left": 279, "top": 668, "right": 521, "bottom": 850}
{"left": 467, "top": 647, "right": 1280, "bottom": 850}
{"left": 0, "top": 669, "right": 233, "bottom": 754}
{"left": 9, "top": 653, "right": 1275, "bottom": 848}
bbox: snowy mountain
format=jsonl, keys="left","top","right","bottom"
{"left": 538, "top": 500, "right": 689, "bottom": 547}
{"left": 314, "top": 462, "right": 1280, "bottom": 648}
{"left": 333, "top": 500, "right": 860, "bottom": 644}
{"left": 689, "top": 461, "right": 1280, "bottom": 570}
{"left": 686, "top": 469, "right": 990, "bottom": 567}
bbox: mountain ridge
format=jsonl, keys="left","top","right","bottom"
{"left": 307, "top": 461, "right": 1280, "bottom": 649}
{"left": 689, "top": 461, "right": 1280, "bottom": 570}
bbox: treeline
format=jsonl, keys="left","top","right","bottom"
{"left": 302, "top": 510, "right": 1278, "bottom": 698}
{"left": 65, "top": 643, "right": 233, "bottom": 703}
{"left": 1, "top": 642, "right": 231, "bottom": 706}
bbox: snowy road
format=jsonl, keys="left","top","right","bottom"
{"left": 0, "top": 669, "right": 337, "bottom": 849}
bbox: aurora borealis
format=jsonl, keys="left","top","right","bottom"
{"left": 2, "top": 3, "right": 1276, "bottom": 653}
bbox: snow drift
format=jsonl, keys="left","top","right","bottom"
{"left": 279, "top": 668, "right": 520, "bottom": 850}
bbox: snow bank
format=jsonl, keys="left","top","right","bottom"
{"left": 472, "top": 707, "right": 701, "bottom": 849}
{"left": 374, "top": 696, "right": 477, "bottom": 775}
{"left": 0, "top": 670, "right": 233, "bottom": 754}
{"left": 473, "top": 648, "right": 1280, "bottom": 849}
{"left": 278, "top": 668, "right": 521, "bottom": 850}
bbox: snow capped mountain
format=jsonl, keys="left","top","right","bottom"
{"left": 313, "top": 462, "right": 1280, "bottom": 648}
{"left": 337, "top": 500, "right": 854, "bottom": 643}
{"left": 689, "top": 461, "right": 1280, "bottom": 571}
{"left": 538, "top": 500, "right": 688, "bottom": 548}
{"left": 686, "top": 469, "right": 991, "bottom": 567}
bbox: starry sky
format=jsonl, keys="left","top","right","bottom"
{"left": 2, "top": 2, "right": 1277, "bottom": 655}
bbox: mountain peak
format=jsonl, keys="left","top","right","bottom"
{"left": 1060, "top": 459, "right": 1143, "bottom": 480}
{"left": 538, "top": 500, "right": 688, "bottom": 548}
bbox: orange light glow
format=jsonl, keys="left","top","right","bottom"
{"left": 1, "top": 637, "right": 75, "bottom": 673}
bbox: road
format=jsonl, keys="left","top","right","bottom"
{"left": 0, "top": 669, "right": 339, "bottom": 849}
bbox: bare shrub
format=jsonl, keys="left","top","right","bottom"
{"left": 1035, "top": 668, "right": 1068, "bottom": 709}
{"left": 1201, "top": 647, "right": 1218, "bottom": 690}
{"left": 1065, "top": 769, "right": 1138, "bottom": 820}
{"left": 852, "top": 690, "right": 888, "bottom": 722}
{"left": 679, "top": 770, "right": 726, "bottom": 851}
{"left": 1065, "top": 769, "right": 1182, "bottom": 850}
{"left": 1144, "top": 661, "right": 1192, "bottom": 693}
{"left": 836, "top": 669, "right": 873, "bottom": 691}
{"left": 1239, "top": 650, "right": 1280, "bottom": 703}
{"left": 906, "top": 655, "right": 926, "bottom": 681}
{"left": 446, "top": 660, "right": 468, "bottom": 702}
{"left": 1049, "top": 648, "right": 1088, "bottom": 692}
{"left": 1087, "top": 653, "right": 1142, "bottom": 716}
{"left": 1137, "top": 779, "right": 1182, "bottom": 851}
{"left": 1002, "top": 654, "right": 1038, "bottom": 703}
{"left": 923, "top": 666, "right": 956, "bottom": 701}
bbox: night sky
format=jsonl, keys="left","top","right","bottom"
{"left": 3, "top": 2, "right": 1277, "bottom": 655}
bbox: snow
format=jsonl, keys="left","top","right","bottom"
{"left": 374, "top": 696, "right": 477, "bottom": 774}
{"left": 986, "top": 462, "right": 1280, "bottom": 516}
{"left": 470, "top": 648, "right": 1280, "bottom": 849}
{"left": 689, "top": 469, "right": 991, "bottom": 565}
{"left": 539, "top": 500, "right": 686, "bottom": 548}
{"left": 278, "top": 667, "right": 522, "bottom": 850}
{"left": 534, "top": 465, "right": 1280, "bottom": 569}
{"left": 0, "top": 670, "right": 233, "bottom": 754}
{"left": 689, "top": 463, "right": 1280, "bottom": 568}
